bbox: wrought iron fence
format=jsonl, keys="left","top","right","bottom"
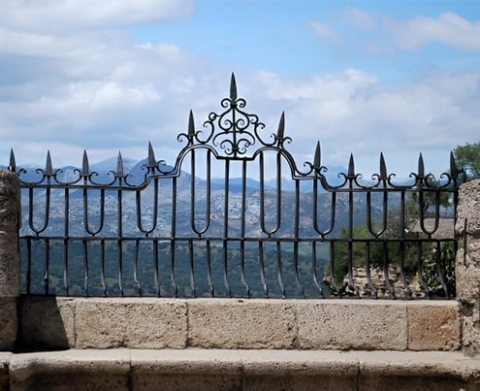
{"left": 9, "top": 74, "right": 463, "bottom": 299}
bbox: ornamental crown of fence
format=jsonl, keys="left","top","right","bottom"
{"left": 8, "top": 73, "right": 463, "bottom": 190}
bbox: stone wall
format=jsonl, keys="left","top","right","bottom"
{"left": 0, "top": 171, "right": 20, "bottom": 351}
{"left": 456, "top": 179, "right": 480, "bottom": 355}
{"left": 18, "top": 297, "right": 460, "bottom": 352}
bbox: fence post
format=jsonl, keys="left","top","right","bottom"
{"left": 456, "top": 179, "right": 480, "bottom": 355}
{"left": 0, "top": 170, "right": 20, "bottom": 351}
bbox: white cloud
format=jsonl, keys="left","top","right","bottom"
{"left": 387, "top": 12, "right": 480, "bottom": 52}
{"left": 307, "top": 20, "right": 340, "bottom": 44}
{"left": 0, "top": 0, "right": 194, "bottom": 33}
{"left": 343, "top": 7, "right": 374, "bottom": 30}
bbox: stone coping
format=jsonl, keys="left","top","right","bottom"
{"left": 18, "top": 297, "right": 461, "bottom": 352}
{"left": 2, "top": 349, "right": 480, "bottom": 390}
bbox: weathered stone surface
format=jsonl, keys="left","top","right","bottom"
{"left": 8, "top": 349, "right": 130, "bottom": 391}
{"left": 74, "top": 298, "right": 187, "bottom": 349}
{"left": 188, "top": 299, "right": 296, "bottom": 349}
{"left": 0, "top": 353, "right": 11, "bottom": 391}
{"left": 295, "top": 300, "right": 408, "bottom": 350}
{"left": 131, "top": 349, "right": 243, "bottom": 391}
{"left": 457, "top": 181, "right": 480, "bottom": 235}
{"left": 18, "top": 297, "right": 75, "bottom": 350}
{"left": 0, "top": 298, "right": 17, "bottom": 351}
{"left": 407, "top": 301, "right": 460, "bottom": 351}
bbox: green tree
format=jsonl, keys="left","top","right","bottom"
{"left": 454, "top": 142, "right": 480, "bottom": 180}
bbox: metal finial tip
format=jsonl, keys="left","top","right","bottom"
{"left": 230, "top": 73, "right": 237, "bottom": 100}
{"left": 188, "top": 110, "right": 195, "bottom": 136}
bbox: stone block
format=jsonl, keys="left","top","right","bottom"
{"left": 0, "top": 353, "right": 10, "bottom": 391}
{"left": 407, "top": 301, "right": 460, "bottom": 351}
{"left": 457, "top": 181, "right": 480, "bottom": 235}
{"left": 0, "top": 298, "right": 17, "bottom": 351}
{"left": 8, "top": 349, "right": 130, "bottom": 391}
{"left": 188, "top": 299, "right": 296, "bottom": 349}
{"left": 130, "top": 349, "right": 243, "bottom": 391}
{"left": 74, "top": 298, "right": 187, "bottom": 349}
{"left": 0, "top": 231, "right": 19, "bottom": 297}
{"left": 456, "top": 263, "right": 480, "bottom": 302}
{"left": 295, "top": 300, "right": 408, "bottom": 350}
{"left": 18, "top": 297, "right": 75, "bottom": 350}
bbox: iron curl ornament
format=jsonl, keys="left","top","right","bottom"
{"left": 177, "top": 73, "right": 287, "bottom": 158}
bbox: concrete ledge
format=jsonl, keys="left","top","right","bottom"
{"left": 2, "top": 349, "right": 480, "bottom": 391}
{"left": 18, "top": 297, "right": 461, "bottom": 352}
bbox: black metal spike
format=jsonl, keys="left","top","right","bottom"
{"left": 230, "top": 73, "right": 237, "bottom": 101}
{"left": 418, "top": 153, "right": 425, "bottom": 177}
{"left": 9, "top": 149, "right": 16, "bottom": 172}
{"left": 147, "top": 142, "right": 156, "bottom": 168}
{"left": 348, "top": 153, "right": 355, "bottom": 177}
{"left": 188, "top": 110, "right": 195, "bottom": 137}
{"left": 313, "top": 142, "right": 321, "bottom": 169}
{"left": 81, "top": 150, "right": 90, "bottom": 177}
{"left": 379, "top": 153, "right": 387, "bottom": 180}
{"left": 450, "top": 151, "right": 459, "bottom": 178}
{"left": 45, "top": 151, "right": 53, "bottom": 176}
{"left": 277, "top": 112, "right": 285, "bottom": 141}
{"left": 116, "top": 152, "right": 124, "bottom": 178}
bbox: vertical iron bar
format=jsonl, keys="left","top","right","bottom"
{"left": 100, "top": 239, "right": 106, "bottom": 296}
{"left": 276, "top": 241, "right": 285, "bottom": 298}
{"left": 293, "top": 179, "right": 303, "bottom": 296}
{"left": 206, "top": 240, "right": 214, "bottom": 297}
{"left": 153, "top": 238, "right": 159, "bottom": 297}
{"left": 223, "top": 159, "right": 231, "bottom": 297}
{"left": 43, "top": 238, "right": 49, "bottom": 295}
{"left": 117, "top": 186, "right": 123, "bottom": 296}
{"left": 133, "top": 239, "right": 142, "bottom": 296}
{"left": 171, "top": 177, "right": 178, "bottom": 297}
{"left": 311, "top": 242, "right": 323, "bottom": 297}
{"left": 240, "top": 159, "right": 250, "bottom": 297}
{"left": 258, "top": 242, "right": 268, "bottom": 297}
{"left": 63, "top": 187, "right": 69, "bottom": 295}
{"left": 189, "top": 239, "right": 196, "bottom": 297}
{"left": 83, "top": 239, "right": 89, "bottom": 296}
{"left": 26, "top": 238, "right": 31, "bottom": 295}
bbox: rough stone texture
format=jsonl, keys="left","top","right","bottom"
{"left": 456, "top": 180, "right": 480, "bottom": 356}
{"left": 295, "top": 300, "right": 408, "bottom": 350}
{"left": 3, "top": 349, "right": 480, "bottom": 390}
{"left": 358, "top": 350, "right": 480, "bottom": 390}
{"left": 130, "top": 349, "right": 243, "bottom": 391}
{"left": 74, "top": 298, "right": 187, "bottom": 349}
{"left": 18, "top": 297, "right": 75, "bottom": 350}
{"left": 8, "top": 349, "right": 130, "bottom": 391}
{"left": 0, "top": 171, "right": 20, "bottom": 298}
{"left": 407, "top": 301, "right": 460, "bottom": 351}
{"left": 0, "top": 171, "right": 20, "bottom": 353}
{"left": 0, "top": 353, "right": 11, "bottom": 391}
{"left": 0, "top": 298, "right": 17, "bottom": 351}
{"left": 241, "top": 350, "right": 358, "bottom": 391}
{"left": 188, "top": 299, "right": 296, "bottom": 349}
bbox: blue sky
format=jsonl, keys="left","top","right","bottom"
{"left": 0, "top": 0, "right": 479, "bottom": 178}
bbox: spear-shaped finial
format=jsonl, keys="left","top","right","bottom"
{"left": 277, "top": 111, "right": 285, "bottom": 141}
{"left": 45, "top": 151, "right": 53, "bottom": 176}
{"left": 379, "top": 153, "right": 387, "bottom": 180}
{"left": 147, "top": 142, "right": 156, "bottom": 169}
{"left": 348, "top": 153, "right": 355, "bottom": 178}
{"left": 188, "top": 110, "right": 195, "bottom": 139}
{"left": 313, "top": 142, "right": 321, "bottom": 169}
{"left": 116, "top": 152, "right": 124, "bottom": 178}
{"left": 9, "top": 149, "right": 16, "bottom": 172}
{"left": 81, "top": 150, "right": 90, "bottom": 177}
{"left": 230, "top": 73, "right": 237, "bottom": 101}
{"left": 418, "top": 153, "right": 425, "bottom": 178}
{"left": 449, "top": 151, "right": 459, "bottom": 178}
